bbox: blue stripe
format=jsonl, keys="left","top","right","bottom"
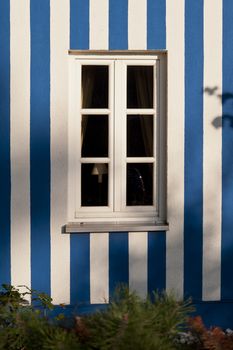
{"left": 70, "top": 0, "right": 89, "bottom": 49}
{"left": 147, "top": 0, "right": 166, "bottom": 49}
{"left": 221, "top": 0, "right": 233, "bottom": 300}
{"left": 194, "top": 301, "right": 233, "bottom": 330}
{"left": 70, "top": 234, "right": 90, "bottom": 305}
{"left": 30, "top": 0, "right": 50, "bottom": 295}
{"left": 148, "top": 232, "right": 166, "bottom": 295}
{"left": 184, "top": 0, "right": 203, "bottom": 300}
{"left": 109, "top": 233, "right": 129, "bottom": 298}
{"left": 109, "top": 0, "right": 128, "bottom": 49}
{"left": 0, "top": 0, "right": 11, "bottom": 285}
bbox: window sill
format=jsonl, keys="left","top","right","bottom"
{"left": 63, "top": 222, "right": 169, "bottom": 233}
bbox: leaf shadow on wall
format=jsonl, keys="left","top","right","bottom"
{"left": 203, "top": 86, "right": 233, "bottom": 301}
{"left": 204, "top": 86, "right": 233, "bottom": 128}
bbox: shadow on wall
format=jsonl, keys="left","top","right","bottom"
{"left": 184, "top": 86, "right": 233, "bottom": 303}
{"left": 203, "top": 86, "right": 233, "bottom": 302}
{"left": 204, "top": 86, "right": 233, "bottom": 128}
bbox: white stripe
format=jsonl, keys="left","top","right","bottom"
{"left": 129, "top": 232, "right": 147, "bottom": 298}
{"left": 166, "top": 0, "right": 185, "bottom": 298}
{"left": 50, "top": 0, "right": 70, "bottom": 304}
{"left": 10, "top": 0, "right": 31, "bottom": 295}
{"left": 202, "top": 0, "right": 222, "bottom": 301}
{"left": 128, "top": 0, "right": 147, "bottom": 49}
{"left": 90, "top": 0, "right": 108, "bottom": 49}
{"left": 90, "top": 233, "right": 109, "bottom": 303}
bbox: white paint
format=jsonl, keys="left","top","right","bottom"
{"left": 202, "top": 0, "right": 222, "bottom": 301}
{"left": 90, "top": 0, "right": 108, "bottom": 49}
{"left": 90, "top": 233, "right": 109, "bottom": 303}
{"left": 129, "top": 232, "right": 148, "bottom": 298}
{"left": 10, "top": 0, "right": 31, "bottom": 296}
{"left": 166, "top": 0, "right": 185, "bottom": 298}
{"left": 50, "top": 0, "right": 70, "bottom": 304}
{"left": 128, "top": 0, "right": 147, "bottom": 49}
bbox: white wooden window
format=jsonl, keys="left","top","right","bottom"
{"left": 68, "top": 52, "right": 166, "bottom": 228}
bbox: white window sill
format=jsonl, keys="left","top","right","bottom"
{"left": 63, "top": 222, "right": 169, "bottom": 233}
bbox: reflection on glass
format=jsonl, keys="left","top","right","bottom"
{"left": 127, "top": 163, "right": 153, "bottom": 206}
{"left": 81, "top": 163, "right": 108, "bottom": 206}
{"left": 127, "top": 115, "right": 153, "bottom": 157}
{"left": 82, "top": 65, "right": 108, "bottom": 108}
{"left": 127, "top": 66, "right": 153, "bottom": 108}
{"left": 82, "top": 115, "right": 108, "bottom": 157}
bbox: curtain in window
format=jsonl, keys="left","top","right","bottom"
{"left": 81, "top": 70, "right": 95, "bottom": 146}
{"left": 134, "top": 68, "right": 153, "bottom": 157}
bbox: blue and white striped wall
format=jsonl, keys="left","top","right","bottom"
{"left": 1, "top": 0, "right": 233, "bottom": 326}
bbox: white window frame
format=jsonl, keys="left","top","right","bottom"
{"left": 67, "top": 51, "right": 167, "bottom": 230}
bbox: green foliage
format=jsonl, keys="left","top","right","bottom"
{"left": 0, "top": 283, "right": 196, "bottom": 350}
{"left": 78, "top": 286, "right": 194, "bottom": 350}
{"left": 19, "top": 285, "right": 54, "bottom": 317}
{"left": 0, "top": 284, "right": 78, "bottom": 350}
{"left": 0, "top": 308, "right": 81, "bottom": 350}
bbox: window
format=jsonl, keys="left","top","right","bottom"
{"left": 67, "top": 51, "right": 167, "bottom": 231}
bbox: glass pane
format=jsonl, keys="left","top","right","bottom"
{"left": 82, "top": 115, "right": 108, "bottom": 157}
{"left": 82, "top": 65, "right": 108, "bottom": 108}
{"left": 127, "top": 163, "right": 153, "bottom": 206}
{"left": 81, "top": 163, "right": 108, "bottom": 206}
{"left": 127, "top": 115, "right": 153, "bottom": 157}
{"left": 127, "top": 66, "right": 153, "bottom": 108}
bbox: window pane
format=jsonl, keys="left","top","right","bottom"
{"left": 82, "top": 65, "right": 108, "bottom": 108}
{"left": 82, "top": 115, "right": 108, "bottom": 157}
{"left": 127, "top": 115, "right": 153, "bottom": 157}
{"left": 81, "top": 163, "right": 108, "bottom": 206}
{"left": 127, "top": 66, "right": 153, "bottom": 108}
{"left": 127, "top": 163, "right": 153, "bottom": 206}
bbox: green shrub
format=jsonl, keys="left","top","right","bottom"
{"left": 0, "top": 307, "right": 81, "bottom": 350}
{"left": 0, "top": 284, "right": 80, "bottom": 350}
{"left": 0, "top": 284, "right": 195, "bottom": 350}
{"left": 78, "top": 287, "right": 194, "bottom": 350}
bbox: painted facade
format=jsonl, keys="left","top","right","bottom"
{"left": 0, "top": 0, "right": 232, "bottom": 327}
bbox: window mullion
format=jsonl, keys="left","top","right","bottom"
{"left": 108, "top": 61, "right": 114, "bottom": 212}
{"left": 154, "top": 59, "right": 158, "bottom": 213}
{"left": 76, "top": 62, "right": 82, "bottom": 212}
{"left": 114, "top": 60, "right": 126, "bottom": 212}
